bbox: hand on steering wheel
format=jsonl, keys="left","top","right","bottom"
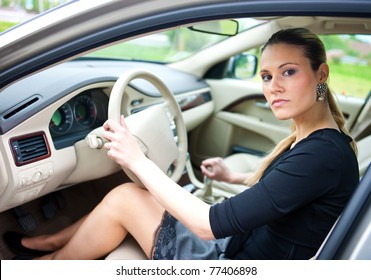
{"left": 87, "top": 68, "right": 187, "bottom": 187}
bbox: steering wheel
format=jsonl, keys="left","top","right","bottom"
{"left": 105, "top": 69, "right": 187, "bottom": 186}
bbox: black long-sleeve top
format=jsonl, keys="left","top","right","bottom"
{"left": 209, "top": 129, "right": 359, "bottom": 259}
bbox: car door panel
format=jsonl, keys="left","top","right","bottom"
{"left": 217, "top": 111, "right": 290, "bottom": 150}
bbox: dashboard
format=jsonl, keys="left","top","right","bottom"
{"left": 0, "top": 59, "right": 214, "bottom": 213}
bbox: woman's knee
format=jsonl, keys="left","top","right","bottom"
{"left": 102, "top": 182, "right": 145, "bottom": 212}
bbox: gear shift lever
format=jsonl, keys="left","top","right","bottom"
{"left": 201, "top": 166, "right": 215, "bottom": 204}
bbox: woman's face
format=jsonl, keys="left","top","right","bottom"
{"left": 259, "top": 43, "right": 324, "bottom": 121}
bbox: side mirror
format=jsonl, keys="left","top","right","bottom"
{"left": 228, "top": 53, "right": 258, "bottom": 79}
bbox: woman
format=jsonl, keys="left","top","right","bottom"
{"left": 4, "top": 28, "right": 359, "bottom": 260}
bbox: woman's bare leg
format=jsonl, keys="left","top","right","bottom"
{"left": 38, "top": 183, "right": 165, "bottom": 260}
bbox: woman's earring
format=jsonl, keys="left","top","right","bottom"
{"left": 316, "top": 83, "right": 327, "bottom": 102}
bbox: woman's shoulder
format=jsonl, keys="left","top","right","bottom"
{"left": 279, "top": 128, "right": 358, "bottom": 182}
{"left": 309, "top": 128, "right": 348, "bottom": 137}
{"left": 292, "top": 128, "right": 357, "bottom": 164}
{"left": 301, "top": 128, "right": 352, "bottom": 149}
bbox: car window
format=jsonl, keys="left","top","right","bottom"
{"left": 85, "top": 18, "right": 265, "bottom": 63}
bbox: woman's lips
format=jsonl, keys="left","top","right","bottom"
{"left": 271, "top": 99, "right": 289, "bottom": 108}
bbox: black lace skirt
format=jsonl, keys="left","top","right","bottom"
{"left": 150, "top": 211, "right": 231, "bottom": 260}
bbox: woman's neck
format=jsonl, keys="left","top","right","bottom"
{"left": 292, "top": 105, "right": 339, "bottom": 145}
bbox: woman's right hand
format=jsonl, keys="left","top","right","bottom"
{"left": 102, "top": 115, "right": 148, "bottom": 171}
{"left": 200, "top": 157, "right": 232, "bottom": 183}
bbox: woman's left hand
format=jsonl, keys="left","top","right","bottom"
{"left": 102, "top": 115, "right": 147, "bottom": 170}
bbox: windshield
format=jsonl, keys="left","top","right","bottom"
{"left": 86, "top": 18, "right": 264, "bottom": 63}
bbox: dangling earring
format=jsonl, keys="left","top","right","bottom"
{"left": 316, "top": 83, "right": 327, "bottom": 102}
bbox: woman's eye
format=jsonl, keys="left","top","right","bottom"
{"left": 261, "top": 74, "right": 271, "bottom": 82}
{"left": 283, "top": 69, "right": 296, "bottom": 76}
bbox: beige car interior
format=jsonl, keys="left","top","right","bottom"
{"left": 0, "top": 15, "right": 369, "bottom": 260}
{"left": 106, "top": 17, "right": 371, "bottom": 259}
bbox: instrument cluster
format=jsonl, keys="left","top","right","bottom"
{"left": 49, "top": 88, "right": 109, "bottom": 149}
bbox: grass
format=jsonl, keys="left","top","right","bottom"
{"left": 0, "top": 21, "right": 16, "bottom": 32}
{"left": 327, "top": 62, "right": 370, "bottom": 98}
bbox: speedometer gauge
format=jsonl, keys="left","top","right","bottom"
{"left": 49, "top": 103, "right": 73, "bottom": 134}
{"left": 74, "top": 94, "right": 97, "bottom": 127}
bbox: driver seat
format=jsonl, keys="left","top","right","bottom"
{"left": 105, "top": 235, "right": 147, "bottom": 260}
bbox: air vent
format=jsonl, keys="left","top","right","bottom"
{"left": 10, "top": 132, "right": 51, "bottom": 166}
